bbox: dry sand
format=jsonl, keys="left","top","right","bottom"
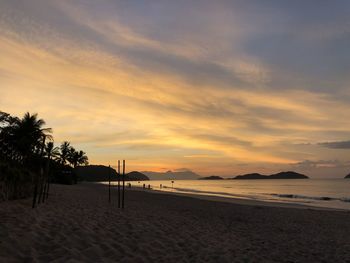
{"left": 1, "top": 183, "right": 350, "bottom": 262}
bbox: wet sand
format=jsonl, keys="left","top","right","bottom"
{"left": 1, "top": 183, "right": 350, "bottom": 262}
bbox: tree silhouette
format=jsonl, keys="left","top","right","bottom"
{"left": 1, "top": 112, "right": 51, "bottom": 162}
{"left": 74, "top": 150, "right": 89, "bottom": 168}
{"left": 45, "top": 142, "right": 60, "bottom": 160}
{"left": 1, "top": 111, "right": 90, "bottom": 198}
{"left": 68, "top": 147, "right": 89, "bottom": 168}
{"left": 59, "top": 141, "right": 71, "bottom": 165}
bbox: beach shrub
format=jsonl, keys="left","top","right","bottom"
{"left": 0, "top": 162, "right": 34, "bottom": 201}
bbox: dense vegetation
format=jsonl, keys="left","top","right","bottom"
{"left": 0, "top": 111, "right": 89, "bottom": 201}
{"left": 75, "top": 165, "right": 149, "bottom": 182}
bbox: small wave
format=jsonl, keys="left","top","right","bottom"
{"left": 160, "top": 186, "right": 350, "bottom": 206}
{"left": 270, "top": 193, "right": 350, "bottom": 203}
{"left": 271, "top": 194, "right": 334, "bottom": 201}
{"left": 169, "top": 187, "right": 256, "bottom": 200}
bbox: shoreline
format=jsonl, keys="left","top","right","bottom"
{"left": 105, "top": 182, "right": 349, "bottom": 212}
{"left": 2, "top": 183, "right": 350, "bottom": 262}
{"left": 136, "top": 187, "right": 347, "bottom": 212}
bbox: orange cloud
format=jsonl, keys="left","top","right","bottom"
{"left": 1, "top": 1, "right": 350, "bottom": 176}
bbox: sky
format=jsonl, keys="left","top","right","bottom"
{"left": 1, "top": 0, "right": 350, "bottom": 178}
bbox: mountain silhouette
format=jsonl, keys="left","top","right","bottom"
{"left": 75, "top": 165, "right": 149, "bottom": 181}
{"left": 199, "top": 176, "right": 224, "bottom": 180}
{"left": 232, "top": 171, "right": 308, "bottom": 180}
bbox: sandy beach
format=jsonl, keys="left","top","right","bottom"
{"left": 1, "top": 183, "right": 350, "bottom": 262}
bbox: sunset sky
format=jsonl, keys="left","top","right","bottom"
{"left": 1, "top": 1, "right": 350, "bottom": 177}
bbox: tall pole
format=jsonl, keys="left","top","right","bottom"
{"left": 122, "top": 160, "right": 125, "bottom": 209}
{"left": 42, "top": 152, "right": 51, "bottom": 203}
{"left": 33, "top": 135, "right": 46, "bottom": 208}
{"left": 44, "top": 155, "right": 51, "bottom": 201}
{"left": 32, "top": 175, "right": 38, "bottom": 208}
{"left": 118, "top": 160, "right": 121, "bottom": 208}
{"left": 108, "top": 165, "right": 111, "bottom": 203}
{"left": 38, "top": 136, "right": 47, "bottom": 204}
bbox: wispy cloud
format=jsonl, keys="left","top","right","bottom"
{"left": 1, "top": 0, "right": 350, "bottom": 176}
{"left": 319, "top": 141, "right": 350, "bottom": 149}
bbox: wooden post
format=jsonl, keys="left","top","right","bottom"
{"left": 118, "top": 160, "right": 121, "bottom": 208}
{"left": 122, "top": 160, "right": 125, "bottom": 209}
{"left": 33, "top": 135, "right": 46, "bottom": 208}
{"left": 45, "top": 172, "right": 50, "bottom": 200}
{"left": 108, "top": 165, "right": 111, "bottom": 203}
{"left": 38, "top": 167, "right": 45, "bottom": 204}
{"left": 38, "top": 136, "right": 48, "bottom": 204}
{"left": 32, "top": 173, "right": 39, "bottom": 209}
{"left": 42, "top": 154, "right": 51, "bottom": 203}
{"left": 45, "top": 156, "right": 51, "bottom": 200}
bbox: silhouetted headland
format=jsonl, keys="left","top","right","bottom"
{"left": 126, "top": 171, "right": 150, "bottom": 181}
{"left": 199, "top": 175, "right": 224, "bottom": 180}
{"left": 142, "top": 170, "right": 200, "bottom": 180}
{"left": 75, "top": 165, "right": 149, "bottom": 181}
{"left": 232, "top": 171, "right": 308, "bottom": 180}
{"left": 345, "top": 173, "right": 350, "bottom": 179}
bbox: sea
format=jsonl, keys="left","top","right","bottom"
{"left": 111, "top": 179, "right": 350, "bottom": 210}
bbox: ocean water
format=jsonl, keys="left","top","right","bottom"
{"left": 121, "top": 179, "right": 350, "bottom": 210}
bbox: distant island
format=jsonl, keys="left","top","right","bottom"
{"left": 232, "top": 171, "right": 308, "bottom": 180}
{"left": 75, "top": 165, "right": 149, "bottom": 181}
{"left": 345, "top": 174, "right": 350, "bottom": 179}
{"left": 199, "top": 176, "right": 224, "bottom": 180}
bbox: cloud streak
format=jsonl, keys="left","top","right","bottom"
{"left": 319, "top": 141, "right": 350, "bottom": 149}
{"left": 1, "top": 0, "right": 350, "bottom": 176}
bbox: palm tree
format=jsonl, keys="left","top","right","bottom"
{"left": 45, "top": 142, "right": 60, "bottom": 160}
{"left": 0, "top": 111, "right": 18, "bottom": 128}
{"left": 67, "top": 146, "right": 76, "bottom": 167}
{"left": 0, "top": 113, "right": 17, "bottom": 155}
{"left": 67, "top": 147, "right": 88, "bottom": 168}
{"left": 70, "top": 150, "right": 89, "bottom": 168}
{"left": 59, "top": 141, "right": 71, "bottom": 165}
{"left": 66, "top": 147, "right": 88, "bottom": 184}
{"left": 77, "top": 150, "right": 88, "bottom": 166}
{"left": 10, "top": 112, "right": 51, "bottom": 161}
{"left": 40, "top": 141, "right": 60, "bottom": 201}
